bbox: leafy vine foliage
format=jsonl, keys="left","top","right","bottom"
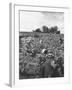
{"left": 19, "top": 26, "right": 64, "bottom": 79}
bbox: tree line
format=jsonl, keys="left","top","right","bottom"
{"left": 33, "top": 26, "right": 60, "bottom": 34}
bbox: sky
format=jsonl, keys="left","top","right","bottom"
{"left": 20, "top": 11, "right": 64, "bottom": 33}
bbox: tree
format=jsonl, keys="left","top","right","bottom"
{"left": 33, "top": 28, "right": 41, "bottom": 32}
{"left": 56, "top": 31, "right": 60, "bottom": 34}
{"left": 50, "top": 26, "right": 58, "bottom": 33}
{"left": 42, "top": 26, "right": 49, "bottom": 33}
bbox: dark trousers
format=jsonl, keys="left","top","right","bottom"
{"left": 40, "top": 62, "right": 54, "bottom": 78}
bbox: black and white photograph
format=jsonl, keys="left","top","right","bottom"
{"left": 19, "top": 11, "right": 64, "bottom": 79}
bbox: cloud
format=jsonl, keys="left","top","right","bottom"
{"left": 20, "top": 11, "right": 64, "bottom": 33}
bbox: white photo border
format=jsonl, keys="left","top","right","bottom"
{"left": 10, "top": 3, "right": 70, "bottom": 87}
